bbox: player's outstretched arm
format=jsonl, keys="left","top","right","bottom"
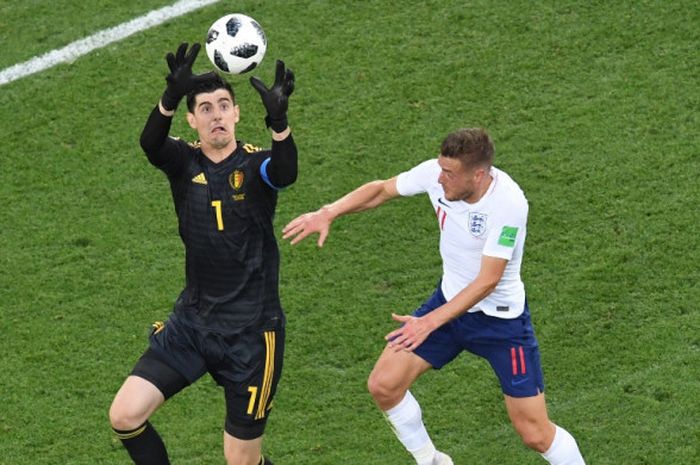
{"left": 250, "top": 59, "right": 294, "bottom": 137}
{"left": 282, "top": 177, "right": 400, "bottom": 247}
{"left": 250, "top": 60, "right": 297, "bottom": 188}
{"left": 141, "top": 43, "right": 215, "bottom": 158}
{"left": 159, "top": 42, "right": 216, "bottom": 115}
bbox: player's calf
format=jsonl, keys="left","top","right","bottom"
{"left": 112, "top": 421, "right": 171, "bottom": 465}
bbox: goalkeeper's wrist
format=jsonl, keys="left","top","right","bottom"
{"left": 158, "top": 100, "right": 176, "bottom": 117}
{"left": 161, "top": 89, "right": 182, "bottom": 112}
{"left": 265, "top": 115, "right": 288, "bottom": 133}
{"left": 271, "top": 127, "right": 291, "bottom": 141}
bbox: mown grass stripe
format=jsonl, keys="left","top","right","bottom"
{"left": 0, "top": 0, "right": 220, "bottom": 86}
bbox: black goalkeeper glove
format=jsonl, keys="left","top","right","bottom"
{"left": 249, "top": 60, "right": 295, "bottom": 132}
{"left": 161, "top": 42, "right": 216, "bottom": 111}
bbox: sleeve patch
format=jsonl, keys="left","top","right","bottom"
{"left": 497, "top": 226, "right": 518, "bottom": 247}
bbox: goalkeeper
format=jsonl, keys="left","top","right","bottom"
{"left": 109, "top": 42, "right": 296, "bottom": 465}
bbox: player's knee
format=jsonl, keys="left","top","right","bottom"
{"left": 109, "top": 399, "right": 145, "bottom": 431}
{"left": 108, "top": 405, "right": 130, "bottom": 431}
{"left": 223, "top": 422, "right": 266, "bottom": 465}
{"left": 367, "top": 371, "right": 402, "bottom": 408}
{"left": 224, "top": 448, "right": 261, "bottom": 465}
{"left": 517, "top": 426, "right": 551, "bottom": 453}
{"left": 225, "top": 457, "right": 260, "bottom": 465}
{"left": 224, "top": 452, "right": 250, "bottom": 465}
{"left": 367, "top": 370, "right": 385, "bottom": 398}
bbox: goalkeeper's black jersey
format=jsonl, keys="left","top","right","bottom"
{"left": 139, "top": 107, "right": 297, "bottom": 333}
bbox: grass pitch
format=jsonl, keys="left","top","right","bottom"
{"left": 1, "top": 1, "right": 698, "bottom": 464}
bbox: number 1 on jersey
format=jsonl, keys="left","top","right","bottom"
{"left": 211, "top": 200, "right": 224, "bottom": 231}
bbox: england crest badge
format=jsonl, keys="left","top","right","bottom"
{"left": 468, "top": 212, "right": 487, "bottom": 237}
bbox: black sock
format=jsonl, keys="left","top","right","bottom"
{"left": 113, "top": 421, "right": 170, "bottom": 465}
{"left": 260, "top": 455, "right": 274, "bottom": 465}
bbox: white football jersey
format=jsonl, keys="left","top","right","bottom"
{"left": 396, "top": 159, "right": 527, "bottom": 319}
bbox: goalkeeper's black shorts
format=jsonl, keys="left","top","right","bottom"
{"left": 131, "top": 313, "right": 285, "bottom": 440}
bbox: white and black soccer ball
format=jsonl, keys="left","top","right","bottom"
{"left": 205, "top": 14, "right": 267, "bottom": 74}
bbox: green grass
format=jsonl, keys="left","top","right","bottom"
{"left": 1, "top": 1, "right": 698, "bottom": 464}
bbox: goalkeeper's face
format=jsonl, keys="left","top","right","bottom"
{"left": 186, "top": 88, "right": 240, "bottom": 150}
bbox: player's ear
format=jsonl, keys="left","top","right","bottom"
{"left": 233, "top": 104, "right": 240, "bottom": 124}
{"left": 186, "top": 111, "right": 196, "bottom": 129}
{"left": 475, "top": 165, "right": 489, "bottom": 180}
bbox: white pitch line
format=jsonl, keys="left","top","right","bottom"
{"left": 0, "top": 0, "right": 221, "bottom": 86}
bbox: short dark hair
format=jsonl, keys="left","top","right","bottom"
{"left": 440, "top": 128, "right": 495, "bottom": 169}
{"left": 186, "top": 73, "right": 235, "bottom": 112}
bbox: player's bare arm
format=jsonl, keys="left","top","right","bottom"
{"left": 386, "top": 255, "right": 508, "bottom": 352}
{"left": 282, "top": 177, "right": 400, "bottom": 247}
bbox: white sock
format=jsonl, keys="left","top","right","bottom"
{"left": 384, "top": 391, "right": 437, "bottom": 465}
{"left": 541, "top": 425, "right": 586, "bottom": 465}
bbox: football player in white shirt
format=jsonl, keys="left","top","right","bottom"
{"left": 283, "top": 128, "right": 585, "bottom": 465}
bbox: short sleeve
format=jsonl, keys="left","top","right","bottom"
{"left": 483, "top": 201, "right": 527, "bottom": 260}
{"left": 396, "top": 159, "right": 440, "bottom": 197}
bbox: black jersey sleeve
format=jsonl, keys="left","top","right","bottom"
{"left": 139, "top": 105, "right": 188, "bottom": 175}
{"left": 263, "top": 134, "right": 298, "bottom": 188}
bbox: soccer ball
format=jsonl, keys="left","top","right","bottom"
{"left": 205, "top": 14, "right": 267, "bottom": 74}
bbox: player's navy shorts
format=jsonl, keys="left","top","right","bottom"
{"left": 131, "top": 312, "right": 284, "bottom": 440}
{"left": 412, "top": 285, "right": 544, "bottom": 398}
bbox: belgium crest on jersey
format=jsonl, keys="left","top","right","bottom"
{"left": 229, "top": 170, "right": 246, "bottom": 201}
{"left": 229, "top": 170, "right": 244, "bottom": 190}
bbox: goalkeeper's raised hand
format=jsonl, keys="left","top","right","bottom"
{"left": 160, "top": 42, "right": 216, "bottom": 112}
{"left": 249, "top": 60, "right": 295, "bottom": 132}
